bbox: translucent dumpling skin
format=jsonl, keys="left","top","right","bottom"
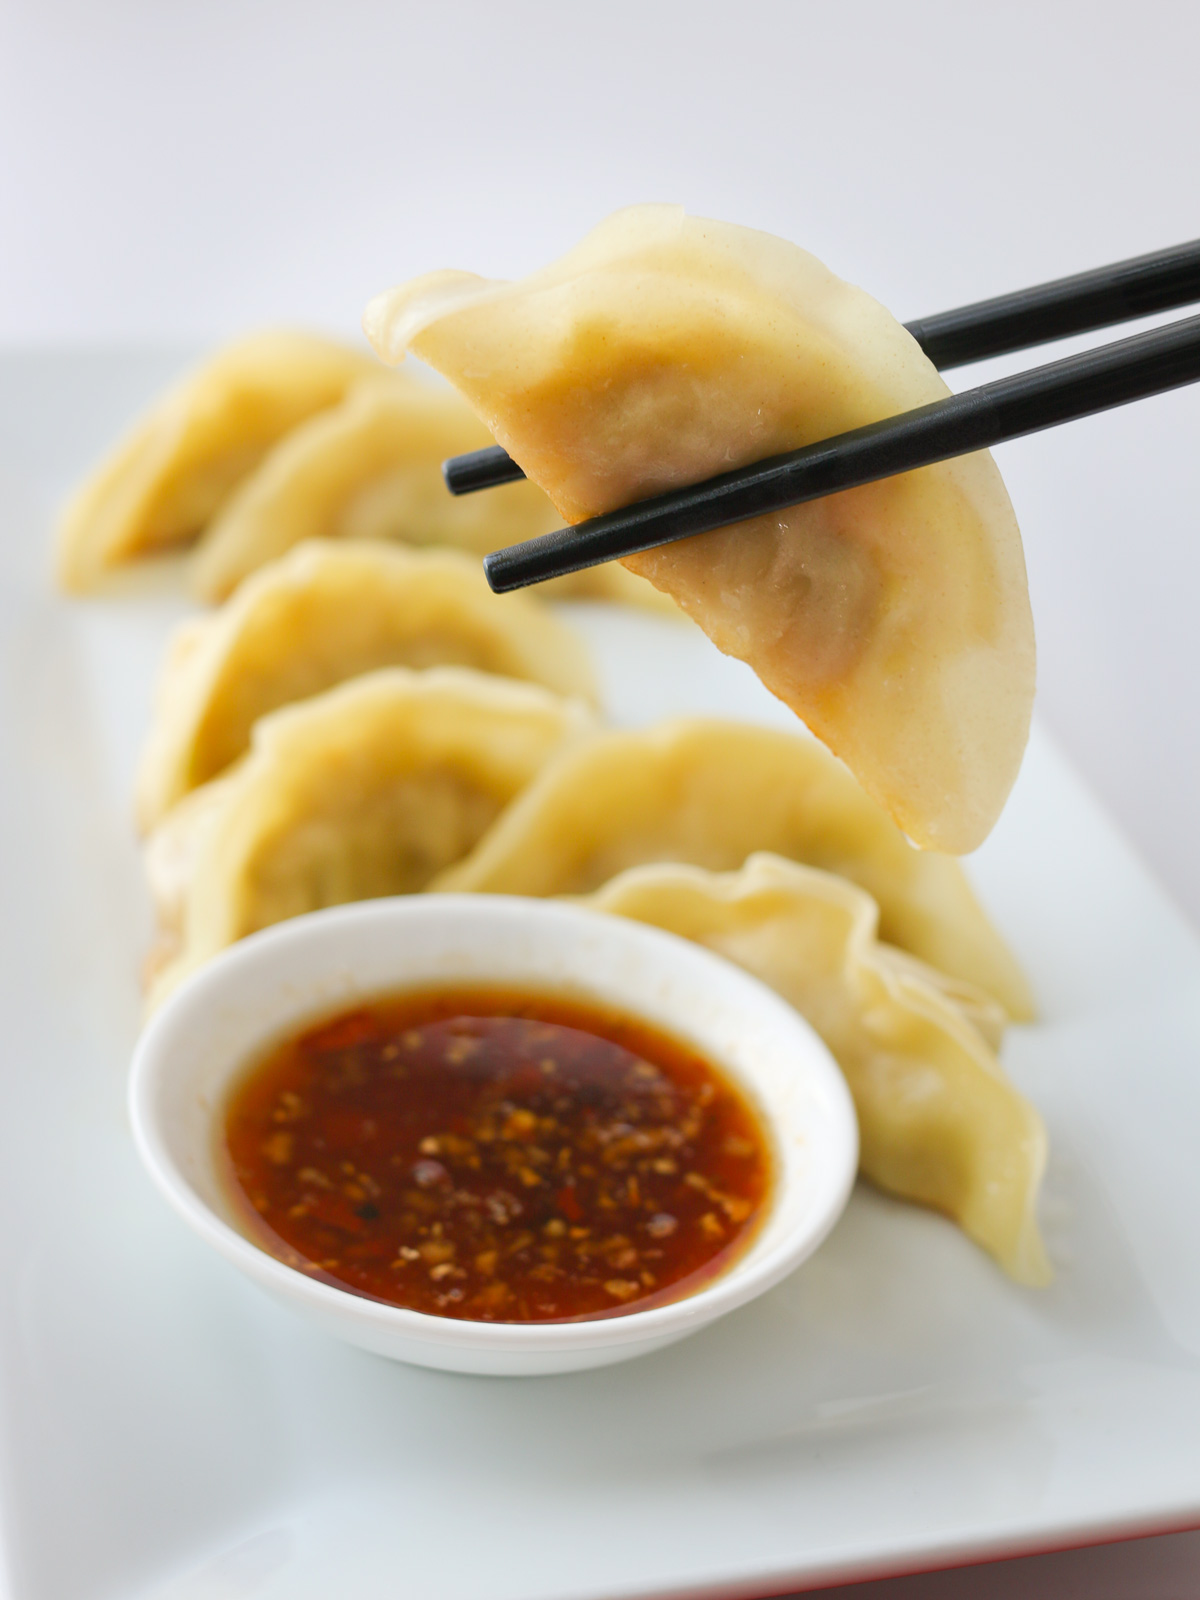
{"left": 364, "top": 207, "right": 1035, "bottom": 852}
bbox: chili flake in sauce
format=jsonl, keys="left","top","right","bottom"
{"left": 222, "top": 988, "right": 772, "bottom": 1322}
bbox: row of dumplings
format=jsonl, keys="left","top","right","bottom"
{"left": 55, "top": 218, "right": 1037, "bottom": 868}
{"left": 127, "top": 529, "right": 1049, "bottom": 1288}
{"left": 54, "top": 329, "right": 671, "bottom": 610}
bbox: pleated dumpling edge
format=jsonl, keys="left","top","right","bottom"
{"left": 433, "top": 717, "right": 1035, "bottom": 1022}
{"left": 135, "top": 539, "right": 599, "bottom": 832}
{"left": 582, "top": 853, "right": 1049, "bottom": 1285}
{"left": 143, "top": 666, "right": 594, "bottom": 1010}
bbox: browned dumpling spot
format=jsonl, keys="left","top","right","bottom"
{"left": 364, "top": 206, "right": 1035, "bottom": 853}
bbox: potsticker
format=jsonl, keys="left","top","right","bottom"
{"left": 435, "top": 718, "right": 1034, "bottom": 1020}
{"left": 144, "top": 667, "right": 592, "bottom": 1007}
{"left": 365, "top": 206, "right": 1035, "bottom": 852}
{"left": 584, "top": 854, "right": 1048, "bottom": 1283}
{"left": 57, "top": 332, "right": 377, "bottom": 589}
{"left": 136, "top": 540, "right": 597, "bottom": 830}
{"left": 193, "top": 373, "right": 677, "bottom": 609}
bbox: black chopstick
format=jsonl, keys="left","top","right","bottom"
{"left": 483, "top": 311, "right": 1200, "bottom": 593}
{"left": 906, "top": 234, "right": 1200, "bottom": 367}
{"left": 443, "top": 237, "right": 1200, "bottom": 496}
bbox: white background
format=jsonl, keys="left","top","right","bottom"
{"left": 3, "top": 0, "right": 1200, "bottom": 1593}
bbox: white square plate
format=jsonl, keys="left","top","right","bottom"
{"left": 2, "top": 352, "right": 1200, "bottom": 1600}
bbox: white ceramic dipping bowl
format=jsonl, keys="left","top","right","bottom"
{"left": 129, "top": 896, "right": 858, "bottom": 1376}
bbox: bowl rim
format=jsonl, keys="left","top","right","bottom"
{"left": 129, "top": 895, "right": 858, "bottom": 1353}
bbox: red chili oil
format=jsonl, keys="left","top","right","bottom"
{"left": 221, "top": 988, "right": 772, "bottom": 1323}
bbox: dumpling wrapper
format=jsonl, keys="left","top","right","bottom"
{"left": 193, "top": 374, "right": 671, "bottom": 610}
{"left": 434, "top": 718, "right": 1034, "bottom": 1020}
{"left": 583, "top": 854, "right": 1048, "bottom": 1283}
{"left": 868, "top": 944, "right": 1007, "bottom": 1053}
{"left": 364, "top": 206, "right": 1035, "bottom": 853}
{"left": 135, "top": 539, "right": 598, "bottom": 831}
{"left": 144, "top": 666, "right": 592, "bottom": 1007}
{"left": 56, "top": 332, "right": 378, "bottom": 590}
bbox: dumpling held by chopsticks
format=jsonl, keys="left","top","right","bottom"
{"left": 364, "top": 205, "right": 1035, "bottom": 853}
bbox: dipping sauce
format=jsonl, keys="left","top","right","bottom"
{"left": 222, "top": 988, "right": 772, "bottom": 1322}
